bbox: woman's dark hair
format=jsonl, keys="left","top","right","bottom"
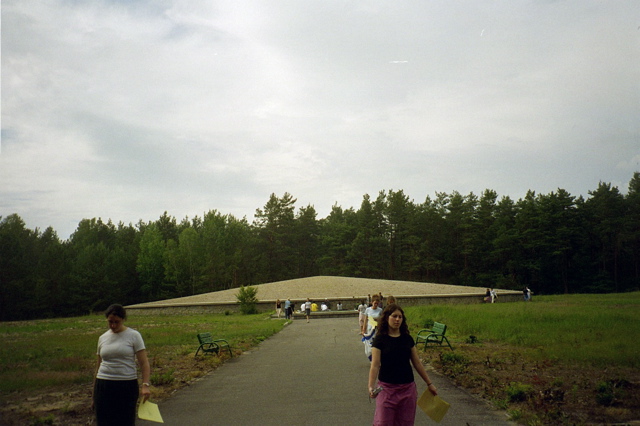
{"left": 105, "top": 304, "right": 127, "bottom": 319}
{"left": 376, "top": 304, "right": 409, "bottom": 336}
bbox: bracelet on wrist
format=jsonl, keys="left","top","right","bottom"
{"left": 142, "top": 382, "right": 151, "bottom": 387}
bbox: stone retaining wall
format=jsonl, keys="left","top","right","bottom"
{"left": 126, "top": 291, "right": 522, "bottom": 316}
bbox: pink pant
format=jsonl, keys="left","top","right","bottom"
{"left": 373, "top": 381, "right": 417, "bottom": 426}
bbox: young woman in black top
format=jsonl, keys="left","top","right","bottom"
{"left": 368, "top": 304, "right": 437, "bottom": 425}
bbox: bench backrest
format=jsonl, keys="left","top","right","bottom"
{"left": 432, "top": 322, "right": 447, "bottom": 335}
{"left": 198, "top": 332, "right": 213, "bottom": 344}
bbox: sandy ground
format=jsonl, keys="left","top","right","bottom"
{"left": 135, "top": 276, "right": 489, "bottom": 306}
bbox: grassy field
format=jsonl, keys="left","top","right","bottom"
{"left": 1, "top": 293, "right": 638, "bottom": 425}
{"left": 0, "top": 312, "right": 287, "bottom": 425}
{"left": 0, "top": 312, "right": 287, "bottom": 393}
{"left": 405, "top": 292, "right": 640, "bottom": 367}
{"left": 405, "top": 292, "right": 640, "bottom": 425}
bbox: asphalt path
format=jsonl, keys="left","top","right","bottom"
{"left": 139, "top": 317, "right": 513, "bottom": 425}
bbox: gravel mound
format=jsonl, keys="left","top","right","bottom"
{"left": 138, "top": 276, "right": 487, "bottom": 306}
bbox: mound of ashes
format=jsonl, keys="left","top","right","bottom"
{"left": 140, "top": 276, "right": 487, "bottom": 306}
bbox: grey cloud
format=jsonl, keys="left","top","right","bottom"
{"left": 2, "top": 0, "right": 638, "bottom": 239}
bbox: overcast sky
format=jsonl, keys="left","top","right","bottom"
{"left": 2, "top": 1, "right": 639, "bottom": 240}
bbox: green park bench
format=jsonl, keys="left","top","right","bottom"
{"left": 415, "top": 322, "right": 453, "bottom": 351}
{"left": 195, "top": 332, "right": 233, "bottom": 358}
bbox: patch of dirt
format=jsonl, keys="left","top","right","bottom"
{"left": 0, "top": 351, "right": 229, "bottom": 426}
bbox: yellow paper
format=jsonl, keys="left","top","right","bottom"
{"left": 368, "top": 316, "right": 378, "bottom": 328}
{"left": 138, "top": 400, "right": 164, "bottom": 423}
{"left": 417, "top": 390, "right": 450, "bottom": 423}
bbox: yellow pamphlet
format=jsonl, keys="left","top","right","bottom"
{"left": 368, "top": 316, "right": 378, "bottom": 328}
{"left": 417, "top": 389, "right": 450, "bottom": 423}
{"left": 138, "top": 400, "right": 164, "bottom": 423}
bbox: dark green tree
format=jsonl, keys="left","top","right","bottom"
{"left": 317, "top": 205, "right": 357, "bottom": 276}
{"left": 253, "top": 193, "right": 298, "bottom": 282}
{"left": 349, "top": 193, "right": 388, "bottom": 278}
{"left": 295, "top": 205, "right": 319, "bottom": 277}
{"left": 584, "top": 182, "right": 627, "bottom": 292}
{"left": 444, "top": 191, "right": 478, "bottom": 285}
{"left": 137, "top": 224, "right": 166, "bottom": 300}
{"left": 385, "top": 189, "right": 415, "bottom": 280}
{"left": 621, "top": 173, "right": 640, "bottom": 290}
{"left": 0, "top": 214, "right": 40, "bottom": 320}
{"left": 490, "top": 196, "right": 520, "bottom": 289}
{"left": 414, "top": 193, "right": 449, "bottom": 283}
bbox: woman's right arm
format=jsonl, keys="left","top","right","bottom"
{"left": 93, "top": 355, "right": 101, "bottom": 385}
{"left": 361, "top": 309, "right": 369, "bottom": 334}
{"left": 92, "top": 355, "right": 101, "bottom": 409}
{"left": 368, "top": 347, "right": 381, "bottom": 397}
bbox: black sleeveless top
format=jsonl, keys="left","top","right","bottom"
{"left": 372, "top": 333, "right": 415, "bottom": 384}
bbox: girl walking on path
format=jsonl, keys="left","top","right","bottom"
{"left": 368, "top": 304, "right": 437, "bottom": 425}
{"left": 361, "top": 297, "right": 382, "bottom": 335}
{"left": 305, "top": 298, "right": 312, "bottom": 323}
{"left": 357, "top": 300, "right": 367, "bottom": 330}
{"left": 361, "top": 296, "right": 383, "bottom": 360}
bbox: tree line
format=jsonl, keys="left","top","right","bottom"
{"left": 1, "top": 173, "right": 639, "bottom": 321}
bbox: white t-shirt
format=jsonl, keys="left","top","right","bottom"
{"left": 96, "top": 327, "right": 146, "bottom": 380}
{"left": 364, "top": 306, "right": 382, "bottom": 319}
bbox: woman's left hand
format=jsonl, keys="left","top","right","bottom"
{"left": 141, "top": 384, "right": 151, "bottom": 402}
{"left": 427, "top": 383, "right": 438, "bottom": 396}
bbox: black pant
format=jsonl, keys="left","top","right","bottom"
{"left": 94, "top": 378, "right": 139, "bottom": 426}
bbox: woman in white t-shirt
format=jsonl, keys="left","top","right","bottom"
{"left": 361, "top": 298, "right": 383, "bottom": 360}
{"left": 93, "top": 304, "right": 151, "bottom": 426}
{"left": 362, "top": 298, "right": 382, "bottom": 335}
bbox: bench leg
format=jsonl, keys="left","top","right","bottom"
{"left": 443, "top": 336, "right": 453, "bottom": 350}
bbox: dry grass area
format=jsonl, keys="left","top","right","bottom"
{"left": 134, "top": 276, "right": 489, "bottom": 306}
{"left": 422, "top": 343, "right": 640, "bottom": 425}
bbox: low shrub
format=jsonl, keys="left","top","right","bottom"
{"left": 236, "top": 286, "right": 259, "bottom": 315}
{"left": 595, "top": 379, "right": 630, "bottom": 406}
{"left": 506, "top": 382, "right": 533, "bottom": 402}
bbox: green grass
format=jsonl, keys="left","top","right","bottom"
{"left": 405, "top": 292, "right": 640, "bottom": 368}
{"left": 2, "top": 292, "right": 638, "bottom": 396}
{"left": 0, "top": 312, "right": 287, "bottom": 394}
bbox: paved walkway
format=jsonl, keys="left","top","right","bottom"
{"left": 139, "top": 318, "right": 513, "bottom": 425}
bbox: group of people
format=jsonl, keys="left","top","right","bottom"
{"left": 276, "top": 298, "right": 314, "bottom": 322}
{"left": 276, "top": 298, "right": 345, "bottom": 322}
{"left": 359, "top": 294, "right": 438, "bottom": 425}
{"left": 484, "top": 288, "right": 498, "bottom": 303}
{"left": 276, "top": 298, "right": 294, "bottom": 319}
{"left": 93, "top": 296, "right": 438, "bottom": 426}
